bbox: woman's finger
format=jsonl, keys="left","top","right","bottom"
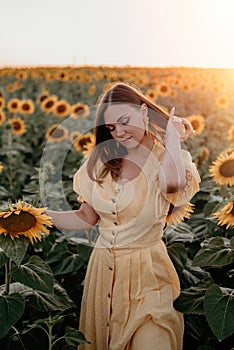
{"left": 170, "top": 107, "right": 175, "bottom": 118}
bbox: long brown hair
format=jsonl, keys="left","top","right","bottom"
{"left": 87, "top": 82, "right": 169, "bottom": 183}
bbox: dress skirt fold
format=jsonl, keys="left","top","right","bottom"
{"left": 78, "top": 239, "right": 184, "bottom": 350}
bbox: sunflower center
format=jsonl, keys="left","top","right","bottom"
{"left": 11, "top": 102, "right": 18, "bottom": 109}
{"left": 57, "top": 105, "right": 66, "bottom": 113}
{"left": 79, "top": 137, "right": 91, "bottom": 147}
{"left": 51, "top": 128, "right": 64, "bottom": 138}
{"left": 13, "top": 121, "right": 21, "bottom": 130}
{"left": 219, "top": 159, "right": 234, "bottom": 177}
{"left": 0, "top": 211, "right": 36, "bottom": 234}
{"left": 22, "top": 103, "right": 30, "bottom": 111}
{"left": 191, "top": 120, "right": 200, "bottom": 130}
{"left": 46, "top": 101, "right": 54, "bottom": 108}
{"left": 74, "top": 106, "right": 84, "bottom": 113}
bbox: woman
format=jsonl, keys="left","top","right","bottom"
{"left": 47, "top": 82, "right": 200, "bottom": 350}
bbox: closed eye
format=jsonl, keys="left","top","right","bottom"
{"left": 105, "top": 117, "right": 130, "bottom": 132}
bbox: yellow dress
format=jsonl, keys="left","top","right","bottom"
{"left": 73, "top": 144, "right": 201, "bottom": 350}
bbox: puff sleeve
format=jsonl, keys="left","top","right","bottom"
{"left": 73, "top": 161, "right": 94, "bottom": 207}
{"left": 156, "top": 149, "right": 201, "bottom": 207}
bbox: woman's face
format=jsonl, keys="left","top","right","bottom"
{"left": 103, "top": 103, "right": 147, "bottom": 149}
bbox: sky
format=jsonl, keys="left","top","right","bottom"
{"left": 1, "top": 0, "right": 234, "bottom": 68}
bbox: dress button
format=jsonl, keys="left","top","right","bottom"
{"left": 108, "top": 293, "right": 111, "bottom": 298}
{"left": 107, "top": 322, "right": 110, "bottom": 327}
{"left": 114, "top": 222, "right": 118, "bottom": 225}
{"left": 116, "top": 188, "right": 121, "bottom": 193}
{"left": 111, "top": 210, "right": 116, "bottom": 215}
{"left": 109, "top": 267, "right": 113, "bottom": 271}
{"left": 111, "top": 198, "right": 116, "bottom": 203}
{"left": 112, "top": 230, "right": 115, "bottom": 236}
{"left": 110, "top": 241, "right": 113, "bottom": 245}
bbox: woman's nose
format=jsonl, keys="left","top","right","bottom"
{"left": 115, "top": 124, "right": 125, "bottom": 136}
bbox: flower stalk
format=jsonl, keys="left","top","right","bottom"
{"left": 4, "top": 257, "right": 11, "bottom": 295}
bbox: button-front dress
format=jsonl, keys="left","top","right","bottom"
{"left": 73, "top": 144, "right": 200, "bottom": 350}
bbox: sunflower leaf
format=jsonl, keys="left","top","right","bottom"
{"left": 64, "top": 326, "right": 90, "bottom": 346}
{"left": 167, "top": 243, "right": 187, "bottom": 274}
{"left": 192, "top": 236, "right": 234, "bottom": 267}
{"left": 204, "top": 284, "right": 234, "bottom": 341}
{"left": 11, "top": 255, "right": 54, "bottom": 293}
{"left": 0, "top": 293, "right": 25, "bottom": 339}
{"left": 26, "top": 286, "right": 74, "bottom": 312}
{"left": 0, "top": 235, "right": 29, "bottom": 266}
{"left": 174, "top": 285, "right": 206, "bottom": 315}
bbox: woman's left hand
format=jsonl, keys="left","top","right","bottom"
{"left": 167, "top": 107, "right": 194, "bottom": 142}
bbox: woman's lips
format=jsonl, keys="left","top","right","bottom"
{"left": 120, "top": 136, "right": 132, "bottom": 142}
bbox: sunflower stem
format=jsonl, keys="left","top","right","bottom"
{"left": 7, "top": 128, "right": 14, "bottom": 196}
{"left": 5, "top": 257, "right": 11, "bottom": 295}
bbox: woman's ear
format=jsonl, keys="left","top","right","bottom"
{"left": 140, "top": 103, "right": 148, "bottom": 117}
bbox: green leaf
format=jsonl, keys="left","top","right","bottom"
{"left": 0, "top": 235, "right": 29, "bottom": 266}
{"left": 53, "top": 282, "right": 75, "bottom": 309}
{"left": 174, "top": 286, "right": 206, "bottom": 314}
{"left": 0, "top": 293, "right": 25, "bottom": 339}
{"left": 47, "top": 242, "right": 84, "bottom": 275}
{"left": 193, "top": 237, "right": 234, "bottom": 267}
{"left": 11, "top": 255, "right": 53, "bottom": 293}
{"left": 26, "top": 288, "right": 72, "bottom": 312}
{"left": 204, "top": 284, "right": 234, "bottom": 341}
{"left": 64, "top": 326, "right": 90, "bottom": 346}
{"left": 167, "top": 243, "right": 187, "bottom": 274}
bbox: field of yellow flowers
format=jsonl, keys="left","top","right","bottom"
{"left": 0, "top": 65, "right": 233, "bottom": 350}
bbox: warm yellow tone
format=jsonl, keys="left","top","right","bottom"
{"left": 166, "top": 202, "right": 195, "bottom": 226}
{"left": 0, "top": 200, "right": 53, "bottom": 244}
{"left": 46, "top": 124, "right": 68, "bottom": 142}
{"left": 213, "top": 201, "right": 234, "bottom": 229}
{"left": 209, "top": 150, "right": 234, "bottom": 186}
{"left": 74, "top": 145, "right": 200, "bottom": 350}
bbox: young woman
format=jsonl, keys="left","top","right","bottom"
{"left": 47, "top": 82, "right": 200, "bottom": 350}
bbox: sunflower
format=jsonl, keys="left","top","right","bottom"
{"left": 73, "top": 132, "right": 96, "bottom": 154}
{"left": 7, "top": 84, "right": 15, "bottom": 93}
{"left": 187, "top": 114, "right": 205, "bottom": 136}
{"left": 227, "top": 125, "right": 234, "bottom": 141}
{"left": 37, "top": 90, "right": 49, "bottom": 104}
{"left": 53, "top": 99, "right": 71, "bottom": 117}
{"left": 7, "top": 98, "right": 21, "bottom": 113}
{"left": 157, "top": 82, "right": 171, "bottom": 96}
{"left": 9, "top": 118, "right": 26, "bottom": 135}
{"left": 19, "top": 99, "right": 35, "bottom": 115}
{"left": 15, "top": 70, "right": 28, "bottom": 80}
{"left": 14, "top": 81, "right": 22, "bottom": 90}
{"left": 166, "top": 202, "right": 195, "bottom": 226}
{"left": 69, "top": 131, "right": 81, "bottom": 144}
{"left": 215, "top": 95, "right": 229, "bottom": 109}
{"left": 213, "top": 201, "right": 234, "bottom": 229}
{"left": 70, "top": 103, "right": 90, "bottom": 118}
{"left": 145, "top": 89, "right": 158, "bottom": 101}
{"left": 41, "top": 95, "right": 58, "bottom": 113}
{"left": 89, "top": 84, "right": 96, "bottom": 96}
{"left": 46, "top": 124, "right": 68, "bottom": 142}
{"left": 0, "top": 110, "right": 6, "bottom": 126}
{"left": 209, "top": 150, "right": 234, "bottom": 186}
{"left": 195, "top": 147, "right": 210, "bottom": 166}
{"left": 0, "top": 200, "right": 53, "bottom": 244}
{"left": 0, "top": 97, "right": 5, "bottom": 110}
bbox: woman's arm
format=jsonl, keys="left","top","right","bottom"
{"left": 46, "top": 202, "right": 99, "bottom": 230}
{"left": 159, "top": 107, "right": 194, "bottom": 193}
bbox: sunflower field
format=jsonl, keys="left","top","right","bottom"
{"left": 0, "top": 65, "right": 233, "bottom": 350}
